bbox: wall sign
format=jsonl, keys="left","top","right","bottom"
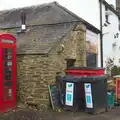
{"left": 84, "top": 83, "right": 93, "bottom": 108}
{"left": 65, "top": 82, "right": 74, "bottom": 106}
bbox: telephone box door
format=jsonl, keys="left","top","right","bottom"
{"left": 3, "top": 48, "right": 15, "bottom": 102}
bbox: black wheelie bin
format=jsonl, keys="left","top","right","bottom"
{"left": 81, "top": 76, "right": 108, "bottom": 114}
{"left": 61, "top": 76, "right": 85, "bottom": 112}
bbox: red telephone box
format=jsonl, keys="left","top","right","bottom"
{"left": 0, "top": 34, "right": 16, "bottom": 112}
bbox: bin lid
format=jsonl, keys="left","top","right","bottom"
{"left": 61, "top": 75, "right": 82, "bottom": 83}
{"left": 61, "top": 75, "right": 107, "bottom": 83}
{"left": 80, "top": 76, "right": 107, "bottom": 83}
{"left": 66, "top": 67, "right": 105, "bottom": 70}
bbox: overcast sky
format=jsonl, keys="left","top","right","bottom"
{"left": 0, "top": 0, "right": 116, "bottom": 29}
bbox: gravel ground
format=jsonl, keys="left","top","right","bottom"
{"left": 0, "top": 107, "right": 120, "bottom": 120}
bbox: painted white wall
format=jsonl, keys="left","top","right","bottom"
{"left": 102, "top": 3, "right": 120, "bottom": 68}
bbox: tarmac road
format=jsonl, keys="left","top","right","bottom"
{"left": 0, "top": 108, "right": 120, "bottom": 120}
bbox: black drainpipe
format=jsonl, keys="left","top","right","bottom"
{"left": 100, "top": 0, "right": 103, "bottom": 67}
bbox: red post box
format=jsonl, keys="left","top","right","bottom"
{"left": 0, "top": 34, "right": 16, "bottom": 112}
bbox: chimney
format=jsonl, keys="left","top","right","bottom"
{"left": 116, "top": 0, "right": 120, "bottom": 12}
{"left": 21, "top": 11, "right": 26, "bottom": 31}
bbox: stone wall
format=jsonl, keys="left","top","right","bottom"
{"left": 17, "top": 55, "right": 54, "bottom": 108}
{"left": 17, "top": 54, "right": 69, "bottom": 109}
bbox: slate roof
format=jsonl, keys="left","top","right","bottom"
{"left": 0, "top": 2, "right": 100, "bottom": 33}
{"left": 0, "top": 2, "right": 79, "bottom": 29}
{"left": 17, "top": 22, "right": 76, "bottom": 54}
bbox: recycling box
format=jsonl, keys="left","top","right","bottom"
{"left": 61, "top": 76, "right": 85, "bottom": 111}
{"left": 61, "top": 75, "right": 107, "bottom": 114}
{"left": 82, "top": 76, "right": 107, "bottom": 114}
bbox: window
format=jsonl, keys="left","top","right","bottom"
{"left": 105, "top": 15, "right": 109, "bottom": 23}
{"left": 86, "top": 53, "right": 97, "bottom": 67}
{"left": 66, "top": 59, "right": 76, "bottom": 68}
{"left": 105, "top": 6, "right": 110, "bottom": 24}
{"left": 105, "top": 6, "right": 108, "bottom": 11}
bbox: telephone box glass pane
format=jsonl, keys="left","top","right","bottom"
{"left": 4, "top": 82, "right": 12, "bottom": 86}
{"left": 4, "top": 55, "right": 12, "bottom": 60}
{"left": 4, "top": 61, "right": 12, "bottom": 67}
{"left": 4, "top": 48, "right": 13, "bottom": 60}
{"left": 4, "top": 48, "right": 12, "bottom": 54}
{"left": 4, "top": 68, "right": 12, "bottom": 80}
{"left": 5, "top": 68, "right": 12, "bottom": 74}
{"left": 4, "top": 88, "right": 13, "bottom": 101}
{"left": 5, "top": 74, "right": 12, "bottom": 80}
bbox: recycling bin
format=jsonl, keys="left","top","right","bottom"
{"left": 61, "top": 76, "right": 85, "bottom": 111}
{"left": 81, "top": 76, "right": 107, "bottom": 114}
{"left": 60, "top": 75, "right": 107, "bottom": 113}
{"left": 66, "top": 67, "right": 105, "bottom": 76}
{"left": 107, "top": 92, "right": 115, "bottom": 109}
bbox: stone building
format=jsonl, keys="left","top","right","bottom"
{"left": 0, "top": 2, "right": 100, "bottom": 108}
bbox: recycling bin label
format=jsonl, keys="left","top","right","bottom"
{"left": 65, "top": 82, "right": 74, "bottom": 106}
{"left": 84, "top": 83, "right": 93, "bottom": 108}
